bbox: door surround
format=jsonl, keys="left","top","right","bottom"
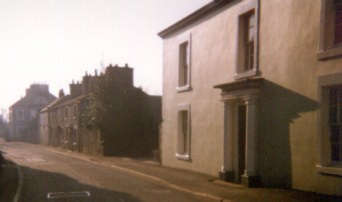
{"left": 215, "top": 78, "right": 263, "bottom": 187}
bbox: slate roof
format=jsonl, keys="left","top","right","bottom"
{"left": 10, "top": 93, "right": 56, "bottom": 109}
{"left": 40, "top": 94, "right": 88, "bottom": 113}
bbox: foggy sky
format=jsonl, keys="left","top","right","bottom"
{"left": 0, "top": 0, "right": 211, "bottom": 115}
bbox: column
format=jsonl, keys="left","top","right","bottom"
{"left": 220, "top": 99, "right": 236, "bottom": 181}
{"left": 242, "top": 95, "right": 259, "bottom": 186}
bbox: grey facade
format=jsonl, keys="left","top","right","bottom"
{"left": 9, "top": 84, "right": 56, "bottom": 143}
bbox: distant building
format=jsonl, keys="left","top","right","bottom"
{"left": 0, "top": 115, "right": 9, "bottom": 140}
{"left": 40, "top": 64, "right": 161, "bottom": 157}
{"left": 9, "top": 84, "right": 56, "bottom": 143}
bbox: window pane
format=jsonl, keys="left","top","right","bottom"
{"left": 329, "top": 86, "right": 342, "bottom": 162}
{"left": 181, "top": 111, "right": 188, "bottom": 154}
{"left": 179, "top": 42, "right": 189, "bottom": 86}
{"left": 330, "top": 88, "right": 338, "bottom": 105}
{"left": 332, "top": 143, "right": 340, "bottom": 161}
{"left": 183, "top": 64, "right": 188, "bottom": 85}
{"left": 330, "top": 125, "right": 340, "bottom": 142}
{"left": 335, "top": 1, "right": 342, "bottom": 44}
{"left": 247, "top": 41, "right": 254, "bottom": 70}
{"left": 330, "top": 106, "right": 338, "bottom": 123}
{"left": 244, "top": 12, "right": 255, "bottom": 71}
{"left": 329, "top": 86, "right": 342, "bottom": 161}
{"left": 330, "top": 88, "right": 338, "bottom": 123}
{"left": 248, "top": 14, "right": 255, "bottom": 42}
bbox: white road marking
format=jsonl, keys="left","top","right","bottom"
{"left": 25, "top": 157, "right": 46, "bottom": 163}
{"left": 47, "top": 191, "right": 91, "bottom": 199}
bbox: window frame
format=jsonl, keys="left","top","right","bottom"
{"left": 317, "top": 73, "right": 342, "bottom": 176}
{"left": 235, "top": 0, "right": 259, "bottom": 80}
{"left": 176, "top": 104, "right": 191, "bottom": 161}
{"left": 318, "top": 0, "right": 342, "bottom": 60}
{"left": 176, "top": 32, "right": 192, "bottom": 93}
{"left": 327, "top": 86, "right": 342, "bottom": 163}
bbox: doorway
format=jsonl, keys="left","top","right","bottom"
{"left": 238, "top": 105, "right": 246, "bottom": 182}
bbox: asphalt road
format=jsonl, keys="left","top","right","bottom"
{"left": 1, "top": 142, "right": 214, "bottom": 202}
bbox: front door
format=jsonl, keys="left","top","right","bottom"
{"left": 238, "top": 105, "right": 246, "bottom": 182}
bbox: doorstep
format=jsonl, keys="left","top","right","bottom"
{"left": 211, "top": 179, "right": 244, "bottom": 189}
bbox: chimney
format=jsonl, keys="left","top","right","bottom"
{"left": 70, "top": 83, "right": 82, "bottom": 97}
{"left": 59, "top": 89, "right": 65, "bottom": 98}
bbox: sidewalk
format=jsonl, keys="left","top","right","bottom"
{"left": 47, "top": 146, "right": 341, "bottom": 202}
{"left": 0, "top": 160, "right": 18, "bottom": 202}
{"left": 0, "top": 138, "right": 19, "bottom": 202}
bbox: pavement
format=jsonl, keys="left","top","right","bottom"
{"left": 0, "top": 160, "right": 18, "bottom": 202}
{"left": 0, "top": 139, "right": 341, "bottom": 202}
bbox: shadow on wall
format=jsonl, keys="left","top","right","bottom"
{"left": 17, "top": 164, "right": 142, "bottom": 202}
{"left": 258, "top": 80, "right": 319, "bottom": 188}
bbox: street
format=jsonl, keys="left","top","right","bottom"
{"left": 1, "top": 142, "right": 214, "bottom": 202}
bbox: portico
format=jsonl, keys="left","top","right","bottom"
{"left": 215, "top": 78, "right": 263, "bottom": 187}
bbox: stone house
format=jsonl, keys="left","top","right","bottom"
{"left": 39, "top": 93, "right": 86, "bottom": 150}
{"left": 158, "top": 0, "right": 342, "bottom": 196}
{"left": 40, "top": 64, "right": 161, "bottom": 157}
{"left": 39, "top": 77, "right": 101, "bottom": 153}
{"left": 9, "top": 84, "right": 56, "bottom": 143}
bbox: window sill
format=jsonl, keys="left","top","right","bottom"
{"left": 317, "top": 46, "right": 342, "bottom": 60}
{"left": 234, "top": 69, "right": 258, "bottom": 80}
{"left": 175, "top": 153, "right": 191, "bottom": 161}
{"left": 316, "top": 164, "right": 342, "bottom": 177}
{"left": 176, "top": 85, "right": 192, "bottom": 93}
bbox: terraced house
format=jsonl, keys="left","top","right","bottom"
{"left": 40, "top": 64, "right": 161, "bottom": 157}
{"left": 159, "top": 0, "right": 342, "bottom": 196}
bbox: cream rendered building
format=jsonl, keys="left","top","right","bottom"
{"left": 159, "top": 0, "right": 342, "bottom": 196}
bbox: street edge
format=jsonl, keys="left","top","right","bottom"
{"left": 13, "top": 163, "right": 23, "bottom": 202}
{"left": 110, "top": 164, "right": 230, "bottom": 202}
{"left": 47, "top": 147, "right": 231, "bottom": 202}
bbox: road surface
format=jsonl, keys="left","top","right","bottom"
{"left": 1, "top": 141, "right": 214, "bottom": 202}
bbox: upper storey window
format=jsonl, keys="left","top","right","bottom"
{"left": 177, "top": 33, "right": 191, "bottom": 92}
{"left": 235, "top": 0, "right": 259, "bottom": 79}
{"left": 318, "top": 0, "right": 342, "bottom": 59}
{"left": 179, "top": 41, "right": 189, "bottom": 87}
{"left": 245, "top": 12, "right": 255, "bottom": 71}
{"left": 335, "top": 0, "right": 342, "bottom": 44}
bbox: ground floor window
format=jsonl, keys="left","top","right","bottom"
{"left": 176, "top": 105, "right": 191, "bottom": 160}
{"left": 329, "top": 86, "right": 342, "bottom": 162}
